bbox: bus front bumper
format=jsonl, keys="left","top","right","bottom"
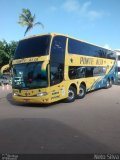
{"left": 13, "top": 95, "right": 50, "bottom": 104}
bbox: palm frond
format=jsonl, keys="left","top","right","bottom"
{"left": 18, "top": 21, "right": 29, "bottom": 27}
{"left": 18, "top": 14, "right": 31, "bottom": 26}
{"left": 20, "top": 14, "right": 29, "bottom": 21}
{"left": 22, "top": 9, "right": 32, "bottom": 19}
{"left": 34, "top": 22, "right": 44, "bottom": 29}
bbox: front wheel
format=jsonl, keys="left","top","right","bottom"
{"left": 77, "top": 85, "right": 86, "bottom": 99}
{"left": 65, "top": 86, "right": 76, "bottom": 103}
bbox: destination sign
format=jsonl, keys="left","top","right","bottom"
{"left": 12, "top": 56, "right": 49, "bottom": 64}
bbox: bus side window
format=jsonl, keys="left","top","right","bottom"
{"left": 86, "top": 67, "right": 93, "bottom": 77}
{"left": 69, "top": 68, "right": 77, "bottom": 79}
{"left": 102, "top": 67, "right": 106, "bottom": 75}
{"left": 93, "top": 67, "right": 100, "bottom": 76}
{"left": 76, "top": 67, "right": 86, "bottom": 78}
{"left": 69, "top": 67, "right": 85, "bottom": 79}
{"left": 50, "top": 36, "right": 66, "bottom": 64}
{"left": 93, "top": 67, "right": 106, "bottom": 77}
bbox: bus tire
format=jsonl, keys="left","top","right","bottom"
{"left": 111, "top": 77, "right": 115, "bottom": 84}
{"left": 77, "top": 84, "right": 86, "bottom": 99}
{"left": 109, "top": 79, "right": 112, "bottom": 88}
{"left": 105, "top": 79, "right": 111, "bottom": 89}
{"left": 65, "top": 86, "right": 76, "bottom": 103}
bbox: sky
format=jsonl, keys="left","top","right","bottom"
{"left": 0, "top": 0, "right": 120, "bottom": 50}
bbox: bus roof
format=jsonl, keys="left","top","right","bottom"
{"left": 21, "top": 32, "right": 116, "bottom": 53}
{"left": 115, "top": 50, "right": 120, "bottom": 55}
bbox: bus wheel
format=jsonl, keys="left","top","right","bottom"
{"left": 109, "top": 79, "right": 112, "bottom": 88}
{"left": 111, "top": 77, "right": 115, "bottom": 85}
{"left": 77, "top": 84, "right": 86, "bottom": 99}
{"left": 65, "top": 86, "right": 76, "bottom": 103}
{"left": 105, "top": 79, "right": 111, "bottom": 89}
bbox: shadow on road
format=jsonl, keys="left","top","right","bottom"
{"left": 0, "top": 118, "right": 117, "bottom": 154}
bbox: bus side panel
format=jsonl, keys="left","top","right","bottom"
{"left": 87, "top": 61, "right": 118, "bottom": 91}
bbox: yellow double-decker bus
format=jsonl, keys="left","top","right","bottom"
{"left": 12, "top": 33, "right": 117, "bottom": 103}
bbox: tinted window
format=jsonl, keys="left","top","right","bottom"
{"left": 107, "top": 51, "right": 116, "bottom": 59}
{"left": 68, "top": 38, "right": 116, "bottom": 59}
{"left": 69, "top": 66, "right": 106, "bottom": 79}
{"left": 50, "top": 36, "right": 66, "bottom": 63}
{"left": 86, "top": 67, "right": 94, "bottom": 77}
{"left": 96, "top": 48, "right": 107, "bottom": 58}
{"left": 50, "top": 36, "right": 66, "bottom": 85}
{"left": 69, "top": 66, "right": 86, "bottom": 79}
{"left": 12, "top": 62, "right": 48, "bottom": 89}
{"left": 69, "top": 67, "right": 77, "bottom": 79}
{"left": 50, "top": 63, "right": 64, "bottom": 86}
{"left": 68, "top": 39, "right": 90, "bottom": 56}
{"left": 93, "top": 67, "right": 106, "bottom": 76}
{"left": 14, "top": 35, "right": 51, "bottom": 59}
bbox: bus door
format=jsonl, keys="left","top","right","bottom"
{"left": 50, "top": 63, "right": 66, "bottom": 102}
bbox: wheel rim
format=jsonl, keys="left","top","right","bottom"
{"left": 107, "top": 80, "right": 110, "bottom": 87}
{"left": 79, "top": 87, "right": 84, "bottom": 97}
{"left": 68, "top": 90, "right": 74, "bottom": 100}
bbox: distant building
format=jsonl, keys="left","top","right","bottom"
{"left": 114, "top": 49, "right": 120, "bottom": 80}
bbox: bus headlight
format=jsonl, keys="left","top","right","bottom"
{"left": 13, "top": 92, "right": 18, "bottom": 96}
{"left": 37, "top": 92, "right": 48, "bottom": 97}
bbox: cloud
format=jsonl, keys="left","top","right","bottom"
{"left": 80, "top": 1, "right": 91, "bottom": 13}
{"left": 88, "top": 10, "right": 104, "bottom": 20}
{"left": 104, "top": 44, "right": 111, "bottom": 49}
{"left": 62, "top": 0, "right": 80, "bottom": 12}
{"left": 62, "top": 0, "right": 106, "bottom": 20}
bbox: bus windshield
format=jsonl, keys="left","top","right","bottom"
{"left": 14, "top": 35, "right": 51, "bottom": 59}
{"left": 12, "top": 62, "right": 48, "bottom": 89}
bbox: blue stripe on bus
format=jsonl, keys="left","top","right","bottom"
{"left": 87, "top": 61, "right": 118, "bottom": 92}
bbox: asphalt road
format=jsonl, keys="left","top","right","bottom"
{"left": 0, "top": 84, "right": 120, "bottom": 154}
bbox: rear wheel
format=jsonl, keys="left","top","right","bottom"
{"left": 65, "top": 86, "right": 76, "bottom": 103}
{"left": 77, "top": 84, "right": 86, "bottom": 99}
{"left": 105, "top": 79, "right": 111, "bottom": 89}
{"left": 111, "top": 77, "right": 115, "bottom": 84}
{"left": 109, "top": 79, "right": 112, "bottom": 88}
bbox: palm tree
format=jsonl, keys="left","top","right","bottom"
{"left": 18, "top": 8, "right": 44, "bottom": 36}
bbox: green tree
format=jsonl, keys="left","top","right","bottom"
{"left": 18, "top": 8, "right": 44, "bottom": 36}
{"left": 0, "top": 40, "right": 18, "bottom": 68}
